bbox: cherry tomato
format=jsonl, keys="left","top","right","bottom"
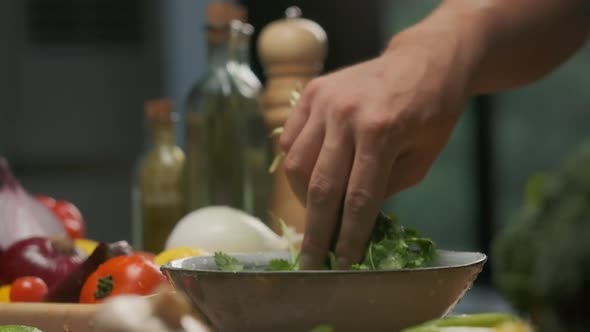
{"left": 10, "top": 277, "right": 48, "bottom": 302}
{"left": 80, "top": 254, "right": 167, "bottom": 304}
{"left": 37, "top": 195, "right": 86, "bottom": 239}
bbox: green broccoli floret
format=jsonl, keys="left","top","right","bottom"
{"left": 492, "top": 139, "right": 590, "bottom": 332}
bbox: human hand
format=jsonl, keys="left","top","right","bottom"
{"left": 279, "top": 28, "right": 475, "bottom": 270}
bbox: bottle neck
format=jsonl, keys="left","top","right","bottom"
{"left": 207, "top": 39, "right": 231, "bottom": 70}
{"left": 235, "top": 38, "right": 250, "bottom": 65}
{"left": 206, "top": 30, "right": 252, "bottom": 68}
{"left": 227, "top": 31, "right": 250, "bottom": 65}
{"left": 150, "top": 122, "right": 176, "bottom": 147}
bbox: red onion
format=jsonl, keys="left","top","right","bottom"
{"left": 0, "top": 237, "right": 86, "bottom": 288}
{"left": 0, "top": 158, "right": 66, "bottom": 249}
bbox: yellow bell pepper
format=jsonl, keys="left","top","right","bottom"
{"left": 0, "top": 285, "right": 11, "bottom": 303}
{"left": 75, "top": 238, "right": 99, "bottom": 256}
{"left": 154, "top": 247, "right": 209, "bottom": 266}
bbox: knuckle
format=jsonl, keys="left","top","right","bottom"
{"left": 300, "top": 78, "right": 323, "bottom": 102}
{"left": 308, "top": 174, "right": 337, "bottom": 205}
{"left": 283, "top": 153, "right": 307, "bottom": 179}
{"left": 345, "top": 188, "right": 374, "bottom": 217}
{"left": 359, "top": 113, "right": 403, "bottom": 148}
{"left": 361, "top": 116, "right": 391, "bottom": 139}
{"left": 330, "top": 99, "right": 357, "bottom": 122}
{"left": 304, "top": 78, "right": 323, "bottom": 95}
{"left": 279, "top": 133, "right": 292, "bottom": 152}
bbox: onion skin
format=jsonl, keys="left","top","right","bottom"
{"left": 0, "top": 158, "right": 66, "bottom": 249}
{"left": 0, "top": 237, "right": 86, "bottom": 288}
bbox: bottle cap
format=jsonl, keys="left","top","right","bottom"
{"left": 206, "top": 2, "right": 248, "bottom": 43}
{"left": 144, "top": 98, "right": 177, "bottom": 123}
{"left": 206, "top": 2, "right": 247, "bottom": 28}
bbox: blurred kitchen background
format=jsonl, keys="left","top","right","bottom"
{"left": 1, "top": 0, "right": 588, "bottom": 314}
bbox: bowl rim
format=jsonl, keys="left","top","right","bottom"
{"left": 160, "top": 249, "right": 487, "bottom": 275}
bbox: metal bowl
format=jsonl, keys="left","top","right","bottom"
{"left": 161, "top": 250, "right": 486, "bottom": 332}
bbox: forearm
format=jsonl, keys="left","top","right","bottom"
{"left": 389, "top": 0, "right": 590, "bottom": 96}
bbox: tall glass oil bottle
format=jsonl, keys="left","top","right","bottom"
{"left": 132, "top": 99, "right": 186, "bottom": 253}
{"left": 184, "top": 16, "right": 272, "bottom": 222}
{"left": 230, "top": 21, "right": 274, "bottom": 220}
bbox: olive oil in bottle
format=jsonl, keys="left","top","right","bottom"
{"left": 184, "top": 4, "right": 272, "bottom": 222}
{"left": 132, "top": 99, "right": 186, "bottom": 253}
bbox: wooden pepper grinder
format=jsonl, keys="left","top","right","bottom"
{"left": 257, "top": 6, "right": 328, "bottom": 233}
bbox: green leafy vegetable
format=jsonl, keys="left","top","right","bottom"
{"left": 266, "top": 259, "right": 292, "bottom": 271}
{"left": 278, "top": 217, "right": 301, "bottom": 267}
{"left": 216, "top": 211, "right": 436, "bottom": 272}
{"left": 327, "top": 252, "right": 338, "bottom": 270}
{"left": 213, "top": 252, "right": 244, "bottom": 272}
{"left": 350, "top": 263, "right": 369, "bottom": 270}
{"left": 263, "top": 217, "right": 300, "bottom": 271}
{"left": 347, "top": 212, "right": 436, "bottom": 270}
{"left": 492, "top": 139, "right": 590, "bottom": 332}
{"left": 0, "top": 326, "right": 44, "bottom": 332}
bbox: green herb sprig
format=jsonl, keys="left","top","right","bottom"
{"left": 214, "top": 212, "right": 436, "bottom": 272}
{"left": 214, "top": 252, "right": 244, "bottom": 272}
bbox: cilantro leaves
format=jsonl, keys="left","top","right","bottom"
{"left": 349, "top": 212, "right": 436, "bottom": 270}
{"left": 267, "top": 259, "right": 293, "bottom": 271}
{"left": 213, "top": 211, "right": 436, "bottom": 272}
{"left": 213, "top": 252, "right": 244, "bottom": 272}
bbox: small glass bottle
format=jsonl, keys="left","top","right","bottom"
{"left": 184, "top": 18, "right": 272, "bottom": 222}
{"left": 132, "top": 99, "right": 187, "bottom": 253}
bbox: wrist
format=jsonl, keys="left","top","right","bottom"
{"left": 385, "top": 2, "right": 496, "bottom": 97}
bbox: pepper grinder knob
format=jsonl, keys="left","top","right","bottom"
{"left": 258, "top": 6, "right": 327, "bottom": 79}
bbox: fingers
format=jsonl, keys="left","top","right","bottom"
{"left": 282, "top": 111, "right": 325, "bottom": 205}
{"left": 332, "top": 150, "right": 431, "bottom": 269}
{"left": 299, "top": 124, "right": 354, "bottom": 270}
{"left": 330, "top": 149, "right": 431, "bottom": 269}
{"left": 333, "top": 145, "right": 393, "bottom": 269}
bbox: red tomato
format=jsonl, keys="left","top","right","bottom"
{"left": 79, "top": 254, "right": 167, "bottom": 304}
{"left": 37, "top": 195, "right": 86, "bottom": 239}
{"left": 10, "top": 277, "right": 48, "bottom": 302}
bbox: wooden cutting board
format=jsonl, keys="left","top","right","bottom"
{"left": 0, "top": 290, "right": 213, "bottom": 332}
{"left": 0, "top": 302, "right": 100, "bottom": 332}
